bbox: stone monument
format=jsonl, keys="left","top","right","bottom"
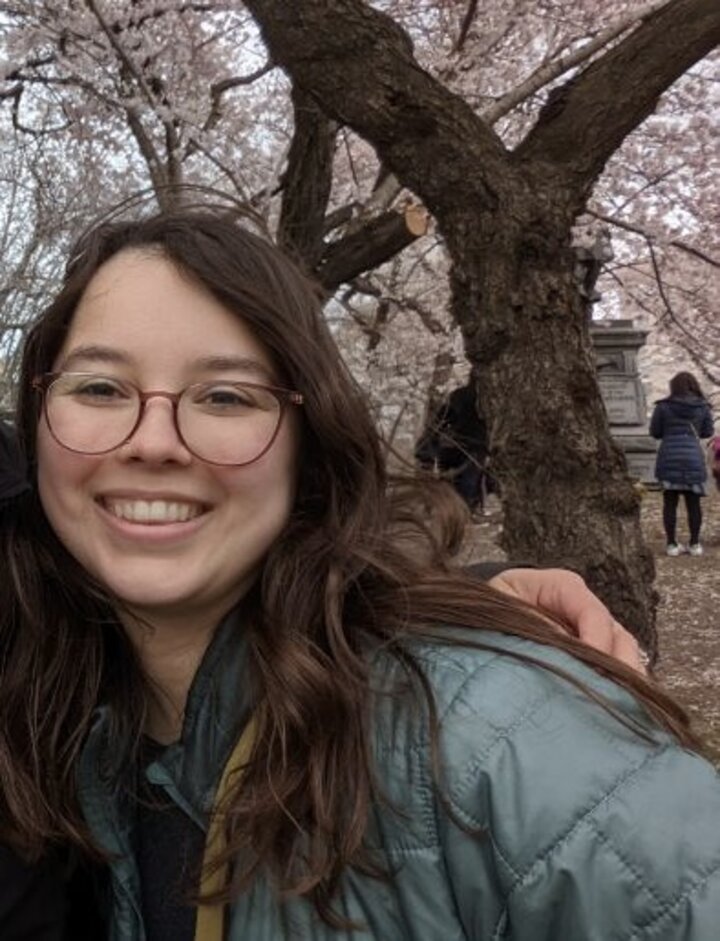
{"left": 571, "top": 220, "right": 657, "bottom": 483}
{"left": 591, "top": 320, "right": 657, "bottom": 483}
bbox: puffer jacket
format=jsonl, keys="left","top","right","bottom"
{"left": 77, "top": 613, "right": 720, "bottom": 940}
{"left": 650, "top": 395, "right": 713, "bottom": 486}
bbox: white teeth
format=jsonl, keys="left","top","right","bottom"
{"left": 104, "top": 500, "right": 203, "bottom": 524}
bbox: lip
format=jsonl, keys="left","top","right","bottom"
{"left": 94, "top": 495, "right": 212, "bottom": 545}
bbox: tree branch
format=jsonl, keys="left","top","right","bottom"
{"left": 323, "top": 203, "right": 357, "bottom": 234}
{"left": 315, "top": 205, "right": 428, "bottom": 291}
{"left": 456, "top": 0, "right": 479, "bottom": 53}
{"left": 83, "top": 0, "right": 184, "bottom": 199}
{"left": 277, "top": 85, "right": 338, "bottom": 269}
{"left": 589, "top": 209, "right": 720, "bottom": 268}
{"left": 482, "top": 0, "right": 669, "bottom": 125}
{"left": 1, "top": 70, "right": 121, "bottom": 112}
{"left": 244, "top": 0, "right": 510, "bottom": 221}
{"left": 517, "top": 0, "right": 720, "bottom": 191}
{"left": 201, "top": 61, "right": 274, "bottom": 136}
{"left": 84, "top": 0, "right": 160, "bottom": 112}
{"left": 647, "top": 238, "right": 684, "bottom": 330}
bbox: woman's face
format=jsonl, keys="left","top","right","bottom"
{"left": 37, "top": 250, "right": 298, "bottom": 626}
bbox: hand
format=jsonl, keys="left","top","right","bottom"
{"left": 487, "top": 568, "right": 649, "bottom": 675}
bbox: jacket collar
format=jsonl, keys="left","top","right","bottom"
{"left": 78, "top": 604, "right": 254, "bottom": 837}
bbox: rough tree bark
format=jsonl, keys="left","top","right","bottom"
{"left": 245, "top": 0, "right": 720, "bottom": 658}
{"left": 277, "top": 88, "right": 426, "bottom": 292}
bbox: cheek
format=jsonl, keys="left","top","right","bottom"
{"left": 37, "top": 424, "right": 97, "bottom": 533}
{"left": 220, "top": 427, "right": 298, "bottom": 519}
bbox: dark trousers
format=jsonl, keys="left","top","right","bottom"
{"left": 663, "top": 489, "right": 702, "bottom": 545}
{"left": 452, "top": 461, "right": 482, "bottom": 509}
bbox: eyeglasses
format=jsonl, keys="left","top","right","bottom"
{"left": 33, "top": 372, "right": 303, "bottom": 466}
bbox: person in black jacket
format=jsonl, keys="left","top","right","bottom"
{"left": 650, "top": 371, "right": 714, "bottom": 556}
{"left": 1, "top": 424, "right": 67, "bottom": 938}
{"left": 1, "top": 424, "right": 105, "bottom": 939}
{"left": 415, "top": 381, "right": 493, "bottom": 513}
{"left": 0, "top": 421, "right": 30, "bottom": 511}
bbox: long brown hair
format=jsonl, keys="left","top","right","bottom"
{"left": 0, "top": 206, "right": 700, "bottom": 924}
{"left": 669, "top": 370, "right": 705, "bottom": 399}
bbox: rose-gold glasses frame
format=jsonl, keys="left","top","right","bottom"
{"left": 32, "top": 372, "right": 304, "bottom": 467}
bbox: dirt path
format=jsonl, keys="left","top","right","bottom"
{"left": 641, "top": 486, "right": 720, "bottom": 763}
{"left": 463, "top": 487, "right": 720, "bottom": 763}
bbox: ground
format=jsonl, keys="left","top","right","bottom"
{"left": 463, "top": 485, "right": 720, "bottom": 765}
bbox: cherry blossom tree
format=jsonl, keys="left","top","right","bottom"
{"left": 1, "top": 0, "right": 718, "bottom": 652}
{"left": 242, "top": 0, "right": 719, "bottom": 653}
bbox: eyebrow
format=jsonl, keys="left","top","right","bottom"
{"left": 59, "top": 346, "right": 128, "bottom": 370}
{"left": 59, "top": 346, "right": 275, "bottom": 382}
{"left": 192, "top": 355, "right": 275, "bottom": 383}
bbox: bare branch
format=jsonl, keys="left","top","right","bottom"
{"left": 647, "top": 238, "right": 685, "bottom": 330}
{"left": 482, "top": 0, "right": 670, "bottom": 124}
{"left": 455, "top": 0, "right": 479, "bottom": 53}
{"left": 277, "top": 85, "right": 338, "bottom": 269}
{"left": 82, "top": 0, "right": 188, "bottom": 197}
{"left": 316, "top": 205, "right": 429, "bottom": 291}
{"left": 124, "top": 105, "right": 167, "bottom": 192}
{"left": 613, "top": 263, "right": 720, "bottom": 388}
{"left": 184, "top": 138, "right": 250, "bottom": 200}
{"left": 612, "top": 164, "right": 683, "bottom": 214}
{"left": 343, "top": 276, "right": 447, "bottom": 339}
{"left": 84, "top": 0, "right": 160, "bottom": 112}
{"left": 211, "top": 63, "right": 274, "bottom": 96}
{"left": 323, "top": 203, "right": 357, "bottom": 234}
{"left": 198, "top": 61, "right": 274, "bottom": 139}
{"left": 589, "top": 209, "right": 720, "bottom": 268}
{"left": 518, "top": 0, "right": 720, "bottom": 192}
{"left": 362, "top": 168, "right": 404, "bottom": 215}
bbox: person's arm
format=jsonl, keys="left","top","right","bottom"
{"left": 649, "top": 403, "right": 663, "bottom": 439}
{"left": 471, "top": 564, "right": 649, "bottom": 673}
{"left": 700, "top": 406, "right": 714, "bottom": 439}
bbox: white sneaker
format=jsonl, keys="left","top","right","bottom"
{"left": 666, "top": 543, "right": 683, "bottom": 557}
{"left": 688, "top": 544, "right": 704, "bottom": 557}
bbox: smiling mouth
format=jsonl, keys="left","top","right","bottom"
{"left": 100, "top": 499, "right": 208, "bottom": 524}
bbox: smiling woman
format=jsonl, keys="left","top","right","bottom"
{"left": 1, "top": 205, "right": 719, "bottom": 941}
{"left": 35, "top": 249, "right": 300, "bottom": 666}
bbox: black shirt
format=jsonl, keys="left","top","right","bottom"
{"left": 136, "top": 740, "right": 206, "bottom": 941}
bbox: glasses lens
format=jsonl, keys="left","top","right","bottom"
{"left": 46, "top": 374, "right": 139, "bottom": 454}
{"left": 178, "top": 382, "right": 281, "bottom": 465}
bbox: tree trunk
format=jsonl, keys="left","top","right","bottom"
{"left": 245, "top": 0, "right": 720, "bottom": 659}
{"left": 444, "top": 189, "right": 657, "bottom": 655}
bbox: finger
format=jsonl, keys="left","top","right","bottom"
{"left": 610, "top": 621, "right": 650, "bottom": 676}
{"left": 571, "top": 601, "right": 618, "bottom": 653}
{"left": 538, "top": 571, "right": 617, "bottom": 652}
{"left": 490, "top": 569, "right": 612, "bottom": 643}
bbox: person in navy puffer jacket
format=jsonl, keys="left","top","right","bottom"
{"left": 650, "top": 371, "right": 714, "bottom": 556}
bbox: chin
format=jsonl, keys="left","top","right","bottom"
{"left": 88, "top": 569, "right": 201, "bottom": 615}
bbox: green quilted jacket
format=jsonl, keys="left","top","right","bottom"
{"left": 78, "top": 615, "right": 720, "bottom": 940}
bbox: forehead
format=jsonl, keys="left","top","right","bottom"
{"left": 58, "top": 249, "right": 275, "bottom": 379}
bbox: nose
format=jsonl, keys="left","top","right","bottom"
{"left": 118, "top": 396, "right": 193, "bottom": 466}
